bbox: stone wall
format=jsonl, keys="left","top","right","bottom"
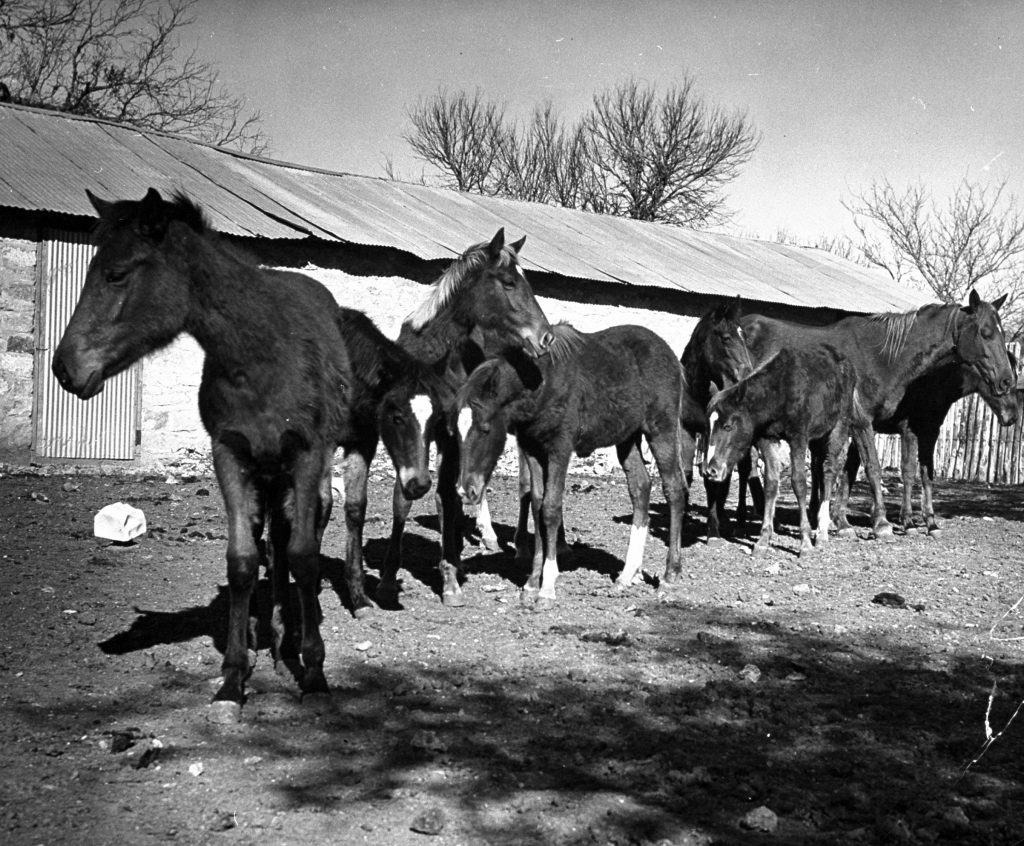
{"left": 0, "top": 231, "right": 38, "bottom": 458}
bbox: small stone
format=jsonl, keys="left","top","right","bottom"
{"left": 764, "top": 563, "right": 782, "bottom": 576}
{"left": 189, "top": 762, "right": 204, "bottom": 777}
{"left": 207, "top": 811, "right": 236, "bottom": 832}
{"left": 410, "top": 806, "right": 446, "bottom": 835}
{"left": 740, "top": 805, "right": 778, "bottom": 832}
{"left": 196, "top": 488, "right": 211, "bottom": 497}
{"left": 792, "top": 583, "right": 811, "bottom": 596}
{"left": 354, "top": 640, "right": 372, "bottom": 652}
{"left": 738, "top": 664, "right": 762, "bottom": 683}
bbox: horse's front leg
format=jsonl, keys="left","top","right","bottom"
{"left": 753, "top": 440, "right": 780, "bottom": 555}
{"left": 341, "top": 443, "right": 377, "bottom": 618}
{"left": 210, "top": 445, "right": 265, "bottom": 713}
{"left": 435, "top": 429, "right": 466, "bottom": 607}
{"left": 520, "top": 452, "right": 546, "bottom": 605}
{"left": 917, "top": 431, "right": 942, "bottom": 536}
{"left": 851, "top": 424, "right": 894, "bottom": 542}
{"left": 648, "top": 429, "right": 687, "bottom": 585}
{"left": 287, "top": 447, "right": 331, "bottom": 695}
{"left": 789, "top": 437, "right": 814, "bottom": 555}
{"left": 514, "top": 451, "right": 533, "bottom": 565}
{"left": 898, "top": 422, "right": 919, "bottom": 532}
{"left": 379, "top": 479, "right": 412, "bottom": 602}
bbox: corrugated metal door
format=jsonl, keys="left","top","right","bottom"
{"left": 34, "top": 231, "right": 140, "bottom": 460}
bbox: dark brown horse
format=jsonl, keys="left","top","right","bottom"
{"left": 52, "top": 189, "right": 432, "bottom": 715}
{"left": 841, "top": 352, "right": 1021, "bottom": 535}
{"left": 679, "top": 297, "right": 756, "bottom": 543}
{"left": 738, "top": 292, "right": 1015, "bottom": 538}
{"left": 376, "top": 229, "right": 555, "bottom": 607}
{"left": 457, "top": 323, "right": 688, "bottom": 605}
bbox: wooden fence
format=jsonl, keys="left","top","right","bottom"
{"left": 874, "top": 343, "right": 1024, "bottom": 484}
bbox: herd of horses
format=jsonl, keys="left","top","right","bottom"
{"left": 52, "top": 188, "right": 1020, "bottom": 716}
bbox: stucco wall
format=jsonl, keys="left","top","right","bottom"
{"left": 0, "top": 233, "right": 37, "bottom": 456}
{"left": 135, "top": 265, "right": 700, "bottom": 472}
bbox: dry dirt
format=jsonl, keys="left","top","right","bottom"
{"left": 1, "top": 464, "right": 1023, "bottom": 846}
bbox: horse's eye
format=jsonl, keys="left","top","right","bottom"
{"left": 479, "top": 423, "right": 491, "bottom": 434}
{"left": 500, "top": 276, "right": 517, "bottom": 290}
{"left": 981, "top": 327, "right": 993, "bottom": 340}
{"left": 106, "top": 268, "right": 130, "bottom": 286}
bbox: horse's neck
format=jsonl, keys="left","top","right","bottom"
{"left": 869, "top": 307, "right": 959, "bottom": 389}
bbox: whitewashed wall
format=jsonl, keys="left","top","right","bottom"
{"left": 137, "top": 266, "right": 699, "bottom": 472}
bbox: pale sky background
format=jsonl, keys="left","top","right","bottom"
{"left": 189, "top": 0, "right": 1024, "bottom": 244}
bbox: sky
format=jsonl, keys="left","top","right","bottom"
{"left": 188, "top": 0, "right": 1024, "bottom": 243}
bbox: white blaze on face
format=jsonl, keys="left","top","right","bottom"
{"left": 410, "top": 393, "right": 433, "bottom": 435}
{"left": 706, "top": 411, "right": 720, "bottom": 462}
{"left": 457, "top": 407, "right": 473, "bottom": 442}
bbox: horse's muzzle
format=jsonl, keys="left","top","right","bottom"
{"left": 52, "top": 353, "right": 104, "bottom": 400}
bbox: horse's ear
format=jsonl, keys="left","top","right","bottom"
{"left": 487, "top": 228, "right": 505, "bottom": 260}
{"left": 85, "top": 189, "right": 113, "bottom": 218}
{"left": 509, "top": 235, "right": 526, "bottom": 256}
{"left": 991, "top": 292, "right": 1008, "bottom": 312}
{"left": 138, "top": 187, "right": 168, "bottom": 241}
{"left": 483, "top": 364, "right": 503, "bottom": 399}
{"left": 968, "top": 289, "right": 982, "bottom": 310}
{"left": 726, "top": 296, "right": 742, "bottom": 322}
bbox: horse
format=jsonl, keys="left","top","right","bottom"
{"left": 375, "top": 229, "right": 555, "bottom": 607}
{"left": 456, "top": 323, "right": 688, "bottom": 607}
{"left": 704, "top": 345, "right": 880, "bottom": 555}
{"left": 840, "top": 352, "right": 1021, "bottom": 536}
{"left": 679, "top": 297, "right": 757, "bottom": 543}
{"left": 51, "top": 188, "right": 432, "bottom": 715}
{"left": 736, "top": 291, "right": 1015, "bottom": 539}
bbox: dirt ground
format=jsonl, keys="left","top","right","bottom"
{"left": 1, "top": 462, "right": 1023, "bottom": 846}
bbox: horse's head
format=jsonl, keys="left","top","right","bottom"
{"left": 410, "top": 228, "right": 555, "bottom": 358}
{"left": 685, "top": 296, "right": 754, "bottom": 389}
{"left": 454, "top": 359, "right": 517, "bottom": 506}
{"left": 976, "top": 349, "right": 1023, "bottom": 427}
{"left": 377, "top": 383, "right": 434, "bottom": 501}
{"left": 52, "top": 188, "right": 197, "bottom": 399}
{"left": 703, "top": 381, "right": 754, "bottom": 483}
{"left": 955, "top": 290, "right": 1014, "bottom": 397}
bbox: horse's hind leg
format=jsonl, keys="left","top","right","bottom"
{"left": 614, "top": 437, "right": 652, "bottom": 589}
{"left": 341, "top": 444, "right": 377, "bottom": 618}
{"left": 287, "top": 448, "right": 331, "bottom": 695}
{"left": 897, "top": 424, "right": 919, "bottom": 532}
{"left": 648, "top": 430, "right": 686, "bottom": 585}
{"left": 210, "top": 446, "right": 265, "bottom": 713}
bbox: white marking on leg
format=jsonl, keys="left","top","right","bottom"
{"left": 476, "top": 496, "right": 498, "bottom": 543}
{"left": 539, "top": 557, "right": 559, "bottom": 599}
{"left": 706, "top": 411, "right": 719, "bottom": 463}
{"left": 618, "top": 523, "right": 649, "bottom": 585}
{"left": 816, "top": 499, "right": 831, "bottom": 541}
{"left": 457, "top": 407, "right": 473, "bottom": 442}
{"left": 411, "top": 393, "right": 433, "bottom": 434}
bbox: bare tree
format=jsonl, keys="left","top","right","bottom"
{"left": 403, "top": 76, "right": 760, "bottom": 229}
{"left": 0, "top": 0, "right": 267, "bottom": 154}
{"left": 845, "top": 178, "right": 1024, "bottom": 338}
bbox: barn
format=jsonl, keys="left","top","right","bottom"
{"left": 0, "top": 101, "right": 927, "bottom": 470}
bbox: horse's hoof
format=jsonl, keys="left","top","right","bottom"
{"left": 520, "top": 587, "right": 539, "bottom": 605}
{"left": 837, "top": 527, "right": 856, "bottom": 539}
{"left": 874, "top": 527, "right": 897, "bottom": 543}
{"left": 706, "top": 536, "right": 725, "bottom": 549}
{"left": 798, "top": 545, "right": 816, "bottom": 557}
{"left": 927, "top": 528, "right": 942, "bottom": 540}
{"left": 535, "top": 595, "right": 556, "bottom": 612}
{"left": 442, "top": 590, "right": 467, "bottom": 608}
{"left": 301, "top": 691, "right": 333, "bottom": 713}
{"left": 301, "top": 669, "right": 330, "bottom": 696}
{"left": 352, "top": 603, "right": 376, "bottom": 620}
{"left": 751, "top": 545, "right": 769, "bottom": 557}
{"left": 661, "top": 568, "right": 680, "bottom": 585}
{"left": 208, "top": 700, "right": 242, "bottom": 724}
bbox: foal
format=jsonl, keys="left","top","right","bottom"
{"left": 704, "top": 345, "right": 882, "bottom": 555}
{"left": 457, "top": 324, "right": 688, "bottom": 606}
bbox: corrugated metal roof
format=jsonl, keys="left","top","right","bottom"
{"left": 0, "top": 102, "right": 927, "bottom": 313}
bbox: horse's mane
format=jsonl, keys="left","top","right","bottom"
{"left": 867, "top": 303, "right": 956, "bottom": 362}
{"left": 337, "top": 307, "right": 430, "bottom": 395}
{"left": 406, "top": 240, "right": 521, "bottom": 330}
{"left": 92, "top": 189, "right": 209, "bottom": 242}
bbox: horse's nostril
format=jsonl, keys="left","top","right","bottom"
{"left": 540, "top": 330, "right": 554, "bottom": 349}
